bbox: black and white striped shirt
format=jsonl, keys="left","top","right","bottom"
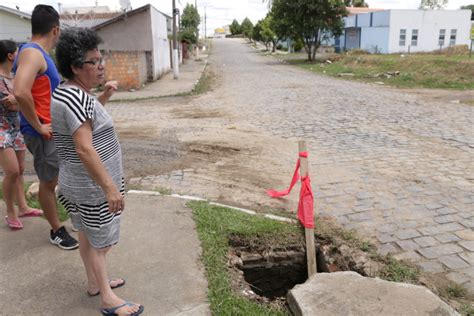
{"left": 51, "top": 85, "right": 123, "bottom": 205}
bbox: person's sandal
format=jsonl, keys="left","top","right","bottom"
{"left": 101, "top": 302, "right": 144, "bottom": 316}
{"left": 5, "top": 216, "right": 23, "bottom": 230}
{"left": 87, "top": 278, "right": 126, "bottom": 296}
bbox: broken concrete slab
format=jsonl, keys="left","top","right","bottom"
{"left": 287, "top": 271, "right": 458, "bottom": 316}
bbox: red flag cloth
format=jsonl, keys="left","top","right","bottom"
{"left": 298, "top": 176, "right": 314, "bottom": 228}
{"left": 266, "top": 152, "right": 314, "bottom": 228}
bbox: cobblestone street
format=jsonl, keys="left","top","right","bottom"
{"left": 112, "top": 39, "right": 474, "bottom": 293}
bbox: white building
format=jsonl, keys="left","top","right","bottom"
{"left": 0, "top": 5, "right": 31, "bottom": 43}
{"left": 338, "top": 10, "right": 472, "bottom": 54}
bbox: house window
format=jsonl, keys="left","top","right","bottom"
{"left": 450, "top": 29, "right": 457, "bottom": 46}
{"left": 438, "top": 29, "right": 446, "bottom": 46}
{"left": 399, "top": 29, "right": 406, "bottom": 46}
{"left": 411, "top": 29, "right": 418, "bottom": 46}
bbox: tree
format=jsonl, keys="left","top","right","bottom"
{"left": 344, "top": 0, "right": 368, "bottom": 7}
{"left": 260, "top": 14, "right": 278, "bottom": 51}
{"left": 252, "top": 20, "right": 264, "bottom": 43}
{"left": 241, "top": 17, "right": 254, "bottom": 39}
{"left": 271, "top": 0, "right": 347, "bottom": 61}
{"left": 419, "top": 0, "right": 448, "bottom": 9}
{"left": 230, "top": 19, "right": 241, "bottom": 35}
{"left": 180, "top": 4, "right": 200, "bottom": 44}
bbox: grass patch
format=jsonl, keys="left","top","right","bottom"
{"left": 282, "top": 52, "right": 474, "bottom": 90}
{"left": 0, "top": 182, "right": 69, "bottom": 222}
{"left": 190, "top": 200, "right": 296, "bottom": 315}
{"left": 444, "top": 284, "right": 467, "bottom": 299}
{"left": 378, "top": 257, "right": 420, "bottom": 283}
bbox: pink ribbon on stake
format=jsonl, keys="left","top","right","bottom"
{"left": 266, "top": 152, "right": 314, "bottom": 228}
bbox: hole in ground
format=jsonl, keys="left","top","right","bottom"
{"left": 229, "top": 233, "right": 380, "bottom": 305}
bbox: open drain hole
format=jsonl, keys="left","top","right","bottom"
{"left": 229, "top": 234, "right": 380, "bottom": 303}
{"left": 239, "top": 248, "right": 330, "bottom": 299}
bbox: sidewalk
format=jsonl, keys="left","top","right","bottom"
{"left": 111, "top": 55, "right": 208, "bottom": 101}
{"left": 0, "top": 193, "right": 210, "bottom": 315}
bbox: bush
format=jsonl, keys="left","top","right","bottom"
{"left": 294, "top": 38, "right": 304, "bottom": 52}
{"left": 276, "top": 43, "right": 283, "bottom": 50}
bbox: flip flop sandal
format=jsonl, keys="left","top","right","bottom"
{"left": 18, "top": 208, "right": 44, "bottom": 217}
{"left": 5, "top": 216, "right": 23, "bottom": 230}
{"left": 101, "top": 302, "right": 144, "bottom": 316}
{"left": 87, "top": 278, "right": 126, "bottom": 296}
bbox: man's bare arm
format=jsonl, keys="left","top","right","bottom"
{"left": 14, "top": 48, "right": 51, "bottom": 136}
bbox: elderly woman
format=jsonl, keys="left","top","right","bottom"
{"left": 0, "top": 40, "right": 43, "bottom": 230}
{"left": 52, "top": 28, "right": 143, "bottom": 316}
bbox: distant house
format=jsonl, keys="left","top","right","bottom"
{"left": 93, "top": 4, "right": 172, "bottom": 90}
{"left": 338, "top": 9, "right": 472, "bottom": 54}
{"left": 0, "top": 5, "right": 31, "bottom": 43}
{"left": 60, "top": 8, "right": 122, "bottom": 28}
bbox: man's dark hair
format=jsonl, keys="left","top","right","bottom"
{"left": 31, "top": 5, "right": 60, "bottom": 35}
{"left": 56, "top": 28, "right": 103, "bottom": 79}
{"left": 0, "top": 40, "right": 17, "bottom": 63}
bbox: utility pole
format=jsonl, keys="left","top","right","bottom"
{"left": 172, "top": 0, "right": 179, "bottom": 79}
{"left": 204, "top": 6, "right": 207, "bottom": 39}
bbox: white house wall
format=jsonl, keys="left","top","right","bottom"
{"left": 0, "top": 11, "right": 30, "bottom": 42}
{"left": 388, "top": 10, "right": 471, "bottom": 53}
{"left": 361, "top": 28, "right": 390, "bottom": 53}
{"left": 150, "top": 7, "right": 171, "bottom": 80}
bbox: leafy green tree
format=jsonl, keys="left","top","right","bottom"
{"left": 344, "top": 0, "right": 368, "bottom": 7}
{"left": 230, "top": 19, "right": 241, "bottom": 35}
{"left": 252, "top": 20, "right": 264, "bottom": 42}
{"left": 241, "top": 17, "right": 254, "bottom": 39}
{"left": 180, "top": 4, "right": 200, "bottom": 44}
{"left": 419, "top": 0, "right": 448, "bottom": 9}
{"left": 260, "top": 14, "right": 277, "bottom": 51}
{"left": 271, "top": 0, "right": 347, "bottom": 61}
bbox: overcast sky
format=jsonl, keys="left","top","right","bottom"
{"left": 3, "top": 0, "right": 473, "bottom": 35}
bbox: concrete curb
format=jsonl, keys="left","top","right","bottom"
{"left": 127, "top": 189, "right": 296, "bottom": 224}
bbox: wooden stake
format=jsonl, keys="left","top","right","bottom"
{"left": 298, "top": 140, "right": 317, "bottom": 277}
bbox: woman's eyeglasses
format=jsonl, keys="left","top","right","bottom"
{"left": 82, "top": 58, "right": 105, "bottom": 67}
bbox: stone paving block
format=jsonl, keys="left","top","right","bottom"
{"left": 417, "top": 226, "right": 442, "bottom": 236}
{"left": 394, "top": 251, "right": 421, "bottom": 262}
{"left": 433, "top": 215, "right": 459, "bottom": 224}
{"left": 378, "top": 243, "right": 398, "bottom": 256}
{"left": 395, "top": 229, "right": 421, "bottom": 240}
{"left": 377, "top": 234, "right": 396, "bottom": 243}
{"left": 434, "top": 233, "right": 461, "bottom": 243}
{"left": 455, "top": 229, "right": 474, "bottom": 241}
{"left": 348, "top": 212, "right": 373, "bottom": 222}
{"left": 419, "top": 261, "right": 445, "bottom": 273}
{"left": 462, "top": 281, "right": 474, "bottom": 296}
{"left": 417, "top": 244, "right": 464, "bottom": 259}
{"left": 459, "top": 252, "right": 474, "bottom": 265}
{"left": 379, "top": 223, "right": 398, "bottom": 233}
{"left": 436, "top": 207, "right": 458, "bottom": 215}
{"left": 425, "top": 203, "right": 443, "bottom": 210}
{"left": 438, "top": 255, "right": 470, "bottom": 270}
{"left": 458, "top": 240, "right": 474, "bottom": 251}
{"left": 462, "top": 218, "right": 474, "bottom": 228}
{"left": 355, "top": 192, "right": 373, "bottom": 200}
{"left": 458, "top": 212, "right": 473, "bottom": 219}
{"left": 397, "top": 221, "right": 420, "bottom": 229}
{"left": 396, "top": 240, "right": 420, "bottom": 251}
{"left": 460, "top": 267, "right": 474, "bottom": 278}
{"left": 446, "top": 271, "right": 470, "bottom": 285}
{"left": 352, "top": 205, "right": 374, "bottom": 213}
{"left": 438, "top": 222, "right": 465, "bottom": 233}
{"left": 414, "top": 236, "right": 438, "bottom": 248}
